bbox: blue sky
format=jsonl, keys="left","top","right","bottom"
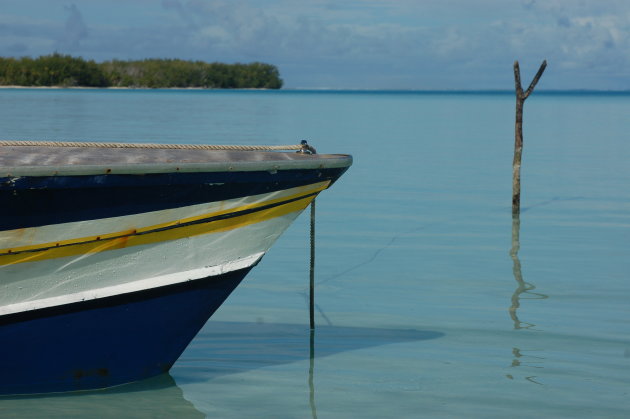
{"left": 1, "top": 0, "right": 628, "bottom": 89}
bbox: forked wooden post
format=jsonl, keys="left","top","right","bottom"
{"left": 513, "top": 60, "right": 547, "bottom": 215}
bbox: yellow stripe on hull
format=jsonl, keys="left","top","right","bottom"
{"left": 0, "top": 181, "right": 328, "bottom": 267}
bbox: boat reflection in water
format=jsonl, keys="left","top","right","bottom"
{"left": 0, "top": 374, "right": 204, "bottom": 418}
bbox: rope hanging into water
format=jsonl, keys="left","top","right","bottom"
{"left": 0, "top": 139, "right": 316, "bottom": 153}
{"left": 309, "top": 199, "right": 316, "bottom": 330}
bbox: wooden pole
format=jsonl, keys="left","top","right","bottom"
{"left": 512, "top": 60, "right": 547, "bottom": 215}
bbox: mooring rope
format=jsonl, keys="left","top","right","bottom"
{"left": 0, "top": 139, "right": 308, "bottom": 152}
{"left": 309, "top": 198, "right": 316, "bottom": 330}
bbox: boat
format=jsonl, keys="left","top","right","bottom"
{"left": 0, "top": 140, "right": 351, "bottom": 395}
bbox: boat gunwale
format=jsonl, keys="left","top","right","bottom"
{"left": 0, "top": 151, "right": 352, "bottom": 177}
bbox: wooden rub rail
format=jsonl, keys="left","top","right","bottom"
{"left": 0, "top": 140, "right": 304, "bottom": 152}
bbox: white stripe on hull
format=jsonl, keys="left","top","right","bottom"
{"left": 0, "top": 211, "right": 304, "bottom": 311}
{"left": 0, "top": 252, "right": 264, "bottom": 317}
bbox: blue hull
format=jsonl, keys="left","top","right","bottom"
{"left": 0, "top": 266, "right": 252, "bottom": 395}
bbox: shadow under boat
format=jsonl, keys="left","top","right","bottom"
{"left": 174, "top": 321, "right": 444, "bottom": 383}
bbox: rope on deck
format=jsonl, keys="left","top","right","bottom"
{"left": 0, "top": 140, "right": 306, "bottom": 152}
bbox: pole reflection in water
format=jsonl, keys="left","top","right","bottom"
{"left": 509, "top": 215, "right": 548, "bottom": 330}
{"left": 506, "top": 347, "right": 545, "bottom": 385}
{"left": 508, "top": 215, "right": 548, "bottom": 384}
{"left": 309, "top": 329, "right": 318, "bottom": 419}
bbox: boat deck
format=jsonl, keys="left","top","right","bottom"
{"left": 0, "top": 144, "right": 352, "bottom": 176}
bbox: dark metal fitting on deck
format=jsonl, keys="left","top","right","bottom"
{"left": 298, "top": 140, "right": 317, "bottom": 155}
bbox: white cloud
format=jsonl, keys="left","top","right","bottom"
{"left": 1, "top": 0, "right": 629, "bottom": 89}
{"left": 61, "top": 4, "right": 88, "bottom": 49}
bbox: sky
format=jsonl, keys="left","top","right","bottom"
{"left": 0, "top": 0, "right": 629, "bottom": 90}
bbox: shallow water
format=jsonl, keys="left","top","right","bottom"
{"left": 1, "top": 89, "right": 629, "bottom": 418}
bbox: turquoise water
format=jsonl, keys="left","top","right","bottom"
{"left": 1, "top": 89, "right": 629, "bottom": 418}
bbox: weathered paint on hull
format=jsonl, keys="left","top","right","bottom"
{"left": 0, "top": 149, "right": 352, "bottom": 395}
{"left": 0, "top": 182, "right": 324, "bottom": 312}
{"left": 0, "top": 265, "right": 252, "bottom": 395}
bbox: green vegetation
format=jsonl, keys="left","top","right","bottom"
{"left": 0, "top": 54, "right": 283, "bottom": 89}
{"left": 0, "top": 54, "right": 108, "bottom": 87}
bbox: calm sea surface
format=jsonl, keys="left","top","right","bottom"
{"left": 0, "top": 89, "right": 629, "bottom": 418}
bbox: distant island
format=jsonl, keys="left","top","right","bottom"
{"left": 0, "top": 53, "right": 283, "bottom": 89}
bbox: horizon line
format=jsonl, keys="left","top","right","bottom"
{"left": 2, "top": 86, "right": 629, "bottom": 94}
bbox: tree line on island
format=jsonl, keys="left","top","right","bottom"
{"left": 0, "top": 54, "right": 283, "bottom": 89}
